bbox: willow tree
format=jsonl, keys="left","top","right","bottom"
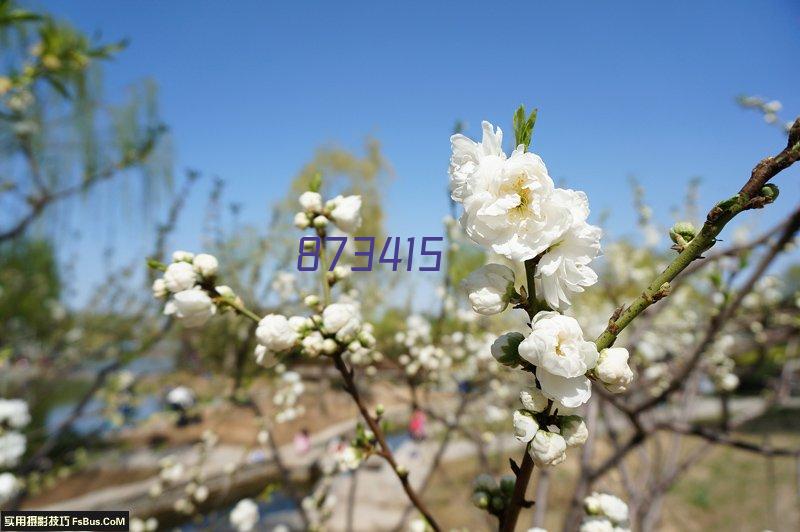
{"left": 0, "top": 0, "right": 171, "bottom": 244}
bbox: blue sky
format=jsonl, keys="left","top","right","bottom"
{"left": 37, "top": 0, "right": 800, "bottom": 302}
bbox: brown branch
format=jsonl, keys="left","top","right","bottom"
{"left": 393, "top": 390, "right": 474, "bottom": 531}
{"left": 656, "top": 422, "right": 800, "bottom": 457}
{"left": 332, "top": 352, "right": 442, "bottom": 531}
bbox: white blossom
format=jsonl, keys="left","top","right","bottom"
{"left": 299, "top": 191, "right": 323, "bottom": 212}
{"left": 256, "top": 314, "right": 299, "bottom": 352}
{"left": 172, "top": 250, "right": 195, "bottom": 262}
{"left": 719, "top": 372, "right": 739, "bottom": 392}
{"left": 0, "top": 472, "right": 19, "bottom": 505}
{"left": 230, "top": 498, "right": 259, "bottom": 532}
{"left": 329, "top": 195, "right": 362, "bottom": 233}
{"left": 163, "top": 262, "right": 198, "bottom": 293}
{"left": 528, "top": 430, "right": 567, "bottom": 467}
{"left": 130, "top": 518, "right": 158, "bottom": 532}
{"left": 322, "top": 303, "right": 362, "bottom": 342}
{"left": 560, "top": 415, "right": 588, "bottom": 447}
{"left": 518, "top": 311, "right": 598, "bottom": 408}
{"left": 579, "top": 518, "right": 614, "bottom": 532}
{"left": 0, "top": 431, "right": 26, "bottom": 468}
{"left": 519, "top": 388, "right": 549, "bottom": 413}
{"left": 449, "top": 121, "right": 573, "bottom": 261}
{"left": 271, "top": 272, "right": 297, "bottom": 301}
{"left": 192, "top": 253, "right": 219, "bottom": 277}
{"left": 335, "top": 445, "right": 362, "bottom": 471}
{"left": 215, "top": 285, "right": 235, "bottom": 298}
{"left": 513, "top": 410, "right": 539, "bottom": 443}
{"left": 301, "top": 331, "right": 326, "bottom": 357}
{"left": 595, "top": 348, "right": 634, "bottom": 393}
{"left": 151, "top": 278, "right": 167, "bottom": 298}
{"left": 164, "top": 289, "right": 216, "bottom": 327}
{"left": 534, "top": 190, "right": 602, "bottom": 310}
{"left": 0, "top": 399, "right": 30, "bottom": 429}
{"left": 294, "top": 212, "right": 311, "bottom": 229}
{"left": 166, "top": 386, "right": 195, "bottom": 409}
{"left": 313, "top": 215, "right": 329, "bottom": 228}
{"left": 254, "top": 345, "right": 278, "bottom": 368}
{"left": 462, "top": 263, "right": 516, "bottom": 315}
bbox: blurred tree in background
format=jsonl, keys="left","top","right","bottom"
{"left": 0, "top": 0, "right": 171, "bottom": 244}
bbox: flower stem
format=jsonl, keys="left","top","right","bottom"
{"left": 594, "top": 118, "right": 800, "bottom": 351}
{"left": 332, "top": 352, "right": 442, "bottom": 531}
{"left": 224, "top": 299, "right": 261, "bottom": 323}
{"left": 500, "top": 255, "right": 543, "bottom": 531}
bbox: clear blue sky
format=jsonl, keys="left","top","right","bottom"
{"left": 37, "top": 0, "right": 800, "bottom": 302}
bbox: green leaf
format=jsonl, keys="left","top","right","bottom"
{"left": 494, "top": 332, "right": 525, "bottom": 366}
{"left": 308, "top": 172, "right": 323, "bottom": 192}
{"left": 512, "top": 105, "right": 538, "bottom": 150}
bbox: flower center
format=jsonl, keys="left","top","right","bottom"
{"left": 500, "top": 174, "right": 532, "bottom": 220}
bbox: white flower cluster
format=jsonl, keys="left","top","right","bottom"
{"left": 0, "top": 398, "right": 30, "bottom": 481}
{"left": 254, "top": 299, "right": 376, "bottom": 374}
{"left": 152, "top": 251, "right": 233, "bottom": 328}
{"left": 449, "top": 121, "right": 602, "bottom": 310}
{"left": 739, "top": 96, "right": 793, "bottom": 133}
{"left": 272, "top": 368, "right": 306, "bottom": 424}
{"left": 129, "top": 517, "right": 158, "bottom": 532}
{"left": 706, "top": 334, "right": 739, "bottom": 393}
{"left": 396, "top": 315, "right": 452, "bottom": 380}
{"left": 151, "top": 432, "right": 216, "bottom": 513}
{"left": 512, "top": 389, "right": 588, "bottom": 467}
{"left": 271, "top": 272, "right": 298, "bottom": 302}
{"left": 581, "top": 492, "right": 630, "bottom": 532}
{"left": 453, "top": 115, "right": 634, "bottom": 471}
{"left": 294, "top": 189, "right": 363, "bottom": 234}
{"left": 230, "top": 498, "right": 259, "bottom": 532}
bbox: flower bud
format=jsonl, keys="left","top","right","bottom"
{"left": 560, "top": 415, "right": 588, "bottom": 447}
{"left": 528, "top": 430, "right": 567, "bottom": 467}
{"left": 498, "top": 475, "right": 515, "bottom": 496}
{"left": 595, "top": 347, "right": 634, "bottom": 393}
{"left": 322, "top": 338, "right": 338, "bottom": 355}
{"left": 760, "top": 183, "right": 779, "bottom": 201}
{"left": 172, "top": 250, "right": 194, "bottom": 262}
{"left": 193, "top": 253, "right": 219, "bottom": 277}
{"left": 313, "top": 215, "right": 329, "bottom": 228}
{"left": 304, "top": 294, "right": 320, "bottom": 307}
{"left": 299, "top": 191, "right": 323, "bottom": 212}
{"left": 471, "top": 491, "right": 489, "bottom": 509}
{"left": 294, "top": 212, "right": 311, "bottom": 229}
{"left": 462, "top": 264, "right": 516, "bottom": 315}
{"left": 152, "top": 278, "right": 167, "bottom": 298}
{"left": 472, "top": 473, "right": 496, "bottom": 492}
{"left": 669, "top": 222, "right": 696, "bottom": 245}
{"left": 490, "top": 332, "right": 524, "bottom": 367}
{"left": 512, "top": 410, "right": 539, "bottom": 443}
{"left": 490, "top": 495, "right": 506, "bottom": 512}
{"left": 519, "top": 388, "right": 548, "bottom": 413}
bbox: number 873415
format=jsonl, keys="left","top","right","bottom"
{"left": 297, "top": 236, "right": 443, "bottom": 272}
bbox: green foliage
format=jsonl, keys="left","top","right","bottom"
{"left": 0, "top": 0, "right": 172, "bottom": 241}
{"left": 0, "top": 238, "right": 60, "bottom": 339}
{"left": 513, "top": 104, "right": 537, "bottom": 149}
